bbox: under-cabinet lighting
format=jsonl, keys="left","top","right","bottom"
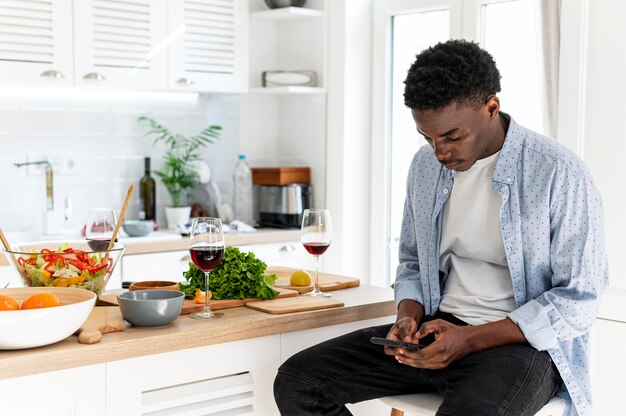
{"left": 0, "top": 85, "right": 200, "bottom": 102}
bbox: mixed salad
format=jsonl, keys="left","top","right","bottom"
{"left": 15, "top": 243, "right": 112, "bottom": 293}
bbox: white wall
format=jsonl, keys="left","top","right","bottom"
{"left": 0, "top": 89, "right": 239, "bottom": 233}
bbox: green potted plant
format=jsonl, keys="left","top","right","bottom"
{"left": 138, "top": 116, "right": 222, "bottom": 229}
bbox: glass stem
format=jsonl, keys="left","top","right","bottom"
{"left": 313, "top": 255, "right": 320, "bottom": 293}
{"left": 204, "top": 271, "right": 211, "bottom": 312}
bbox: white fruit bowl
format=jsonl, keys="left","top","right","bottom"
{"left": 0, "top": 287, "right": 96, "bottom": 350}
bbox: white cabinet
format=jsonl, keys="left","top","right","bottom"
{"left": 120, "top": 241, "right": 309, "bottom": 284}
{"left": 237, "top": 240, "right": 310, "bottom": 269}
{"left": 106, "top": 336, "right": 280, "bottom": 415}
{"left": 0, "top": 0, "right": 73, "bottom": 86}
{"left": 0, "top": 0, "right": 249, "bottom": 93}
{"left": 0, "top": 265, "right": 23, "bottom": 288}
{"left": 0, "top": 364, "right": 105, "bottom": 416}
{"left": 73, "top": 0, "right": 168, "bottom": 90}
{"left": 168, "top": 0, "right": 249, "bottom": 93}
{"left": 248, "top": 0, "right": 327, "bottom": 93}
{"left": 122, "top": 249, "right": 190, "bottom": 283}
{"left": 591, "top": 318, "right": 626, "bottom": 415}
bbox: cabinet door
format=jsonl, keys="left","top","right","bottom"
{"left": 73, "top": 0, "right": 168, "bottom": 90}
{"left": 0, "top": 364, "right": 105, "bottom": 416}
{"left": 0, "top": 0, "right": 73, "bottom": 85}
{"left": 0, "top": 265, "right": 23, "bottom": 288}
{"left": 106, "top": 336, "right": 280, "bottom": 416}
{"left": 122, "top": 250, "right": 190, "bottom": 283}
{"left": 238, "top": 241, "right": 310, "bottom": 269}
{"left": 167, "top": 0, "right": 248, "bottom": 92}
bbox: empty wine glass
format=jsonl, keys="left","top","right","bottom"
{"left": 301, "top": 209, "right": 332, "bottom": 297}
{"left": 85, "top": 208, "right": 117, "bottom": 251}
{"left": 189, "top": 217, "right": 225, "bottom": 319}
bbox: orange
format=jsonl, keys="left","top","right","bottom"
{"left": 0, "top": 294, "right": 19, "bottom": 311}
{"left": 193, "top": 289, "right": 211, "bottom": 304}
{"left": 20, "top": 292, "right": 62, "bottom": 310}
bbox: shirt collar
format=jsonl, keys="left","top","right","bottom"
{"left": 492, "top": 113, "right": 524, "bottom": 184}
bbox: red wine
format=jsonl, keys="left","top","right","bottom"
{"left": 303, "top": 242, "right": 330, "bottom": 256}
{"left": 190, "top": 246, "right": 225, "bottom": 272}
{"left": 87, "top": 238, "right": 116, "bottom": 251}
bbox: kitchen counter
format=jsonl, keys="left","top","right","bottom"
{"left": 0, "top": 228, "right": 300, "bottom": 267}
{"left": 0, "top": 284, "right": 395, "bottom": 380}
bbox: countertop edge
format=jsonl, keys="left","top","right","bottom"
{"left": 0, "top": 285, "right": 396, "bottom": 380}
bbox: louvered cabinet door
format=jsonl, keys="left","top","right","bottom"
{"left": 0, "top": 0, "right": 73, "bottom": 85}
{"left": 73, "top": 0, "right": 168, "bottom": 90}
{"left": 167, "top": 0, "right": 248, "bottom": 93}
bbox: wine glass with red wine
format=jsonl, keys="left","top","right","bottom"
{"left": 189, "top": 217, "right": 225, "bottom": 319}
{"left": 85, "top": 208, "right": 117, "bottom": 251}
{"left": 301, "top": 209, "right": 332, "bottom": 297}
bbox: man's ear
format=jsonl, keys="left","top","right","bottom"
{"left": 485, "top": 95, "right": 500, "bottom": 119}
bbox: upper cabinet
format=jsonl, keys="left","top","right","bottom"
{"left": 168, "top": 0, "right": 249, "bottom": 93}
{"left": 0, "top": 0, "right": 74, "bottom": 86}
{"left": 248, "top": 0, "right": 327, "bottom": 94}
{"left": 0, "top": 0, "right": 248, "bottom": 93}
{"left": 73, "top": 0, "right": 168, "bottom": 90}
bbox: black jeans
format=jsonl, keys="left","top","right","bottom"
{"left": 274, "top": 319, "right": 561, "bottom": 416}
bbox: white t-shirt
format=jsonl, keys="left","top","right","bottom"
{"left": 438, "top": 151, "right": 516, "bottom": 325}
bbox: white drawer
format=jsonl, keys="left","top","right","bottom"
{"left": 122, "top": 250, "right": 190, "bottom": 283}
{"left": 236, "top": 241, "right": 310, "bottom": 270}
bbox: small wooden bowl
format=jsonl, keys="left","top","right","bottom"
{"left": 128, "top": 281, "right": 180, "bottom": 292}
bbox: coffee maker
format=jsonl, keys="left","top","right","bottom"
{"left": 251, "top": 167, "right": 312, "bottom": 229}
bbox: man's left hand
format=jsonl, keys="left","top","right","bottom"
{"left": 395, "top": 319, "right": 474, "bottom": 369}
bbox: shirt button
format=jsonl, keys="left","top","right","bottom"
{"left": 506, "top": 177, "right": 512, "bottom": 183}
{"left": 443, "top": 188, "right": 449, "bottom": 194}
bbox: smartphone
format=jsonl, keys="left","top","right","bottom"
{"left": 370, "top": 336, "right": 424, "bottom": 351}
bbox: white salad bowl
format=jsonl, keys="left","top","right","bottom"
{"left": 0, "top": 287, "right": 96, "bottom": 350}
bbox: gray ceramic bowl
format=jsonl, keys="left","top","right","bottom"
{"left": 123, "top": 220, "right": 153, "bottom": 237}
{"left": 117, "top": 290, "right": 184, "bottom": 327}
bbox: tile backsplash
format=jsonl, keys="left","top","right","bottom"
{"left": 0, "top": 88, "right": 240, "bottom": 233}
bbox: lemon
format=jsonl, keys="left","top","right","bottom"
{"left": 290, "top": 270, "right": 312, "bottom": 286}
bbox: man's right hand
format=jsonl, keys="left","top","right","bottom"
{"left": 383, "top": 299, "right": 425, "bottom": 356}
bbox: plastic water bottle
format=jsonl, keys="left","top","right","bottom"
{"left": 233, "top": 154, "right": 253, "bottom": 224}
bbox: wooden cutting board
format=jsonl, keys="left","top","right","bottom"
{"left": 245, "top": 296, "right": 344, "bottom": 314}
{"left": 180, "top": 287, "right": 299, "bottom": 315}
{"left": 270, "top": 266, "right": 360, "bottom": 294}
{"left": 99, "top": 287, "right": 300, "bottom": 315}
{"left": 74, "top": 306, "right": 126, "bottom": 344}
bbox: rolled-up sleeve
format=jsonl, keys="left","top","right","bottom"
{"left": 509, "top": 168, "right": 608, "bottom": 351}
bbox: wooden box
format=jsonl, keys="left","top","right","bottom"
{"left": 251, "top": 167, "right": 310, "bottom": 185}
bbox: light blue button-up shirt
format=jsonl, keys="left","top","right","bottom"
{"left": 394, "top": 116, "right": 608, "bottom": 416}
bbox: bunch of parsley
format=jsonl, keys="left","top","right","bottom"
{"left": 179, "top": 247, "right": 279, "bottom": 300}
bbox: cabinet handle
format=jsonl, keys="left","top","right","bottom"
{"left": 40, "top": 70, "right": 65, "bottom": 79}
{"left": 279, "top": 244, "right": 296, "bottom": 253}
{"left": 83, "top": 72, "right": 106, "bottom": 81}
{"left": 176, "top": 78, "right": 194, "bottom": 85}
{"left": 180, "top": 255, "right": 191, "bottom": 262}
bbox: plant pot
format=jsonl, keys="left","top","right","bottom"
{"left": 164, "top": 206, "right": 192, "bottom": 230}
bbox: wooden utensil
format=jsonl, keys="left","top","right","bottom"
{"left": 103, "top": 184, "right": 134, "bottom": 264}
{"left": 0, "top": 227, "right": 13, "bottom": 252}
{"left": 75, "top": 306, "right": 126, "bottom": 344}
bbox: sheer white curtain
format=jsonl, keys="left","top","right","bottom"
{"left": 537, "top": 0, "right": 561, "bottom": 138}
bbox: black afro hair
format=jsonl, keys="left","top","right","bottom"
{"left": 403, "top": 39, "right": 501, "bottom": 111}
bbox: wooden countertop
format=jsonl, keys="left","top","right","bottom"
{"left": 0, "top": 285, "right": 396, "bottom": 380}
{"left": 0, "top": 229, "right": 300, "bottom": 267}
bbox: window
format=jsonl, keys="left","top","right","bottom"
{"left": 372, "top": 0, "right": 546, "bottom": 287}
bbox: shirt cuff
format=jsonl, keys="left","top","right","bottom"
{"left": 508, "top": 299, "right": 558, "bottom": 351}
{"left": 394, "top": 280, "right": 424, "bottom": 309}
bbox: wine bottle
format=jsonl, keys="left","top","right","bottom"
{"left": 139, "top": 157, "right": 156, "bottom": 221}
